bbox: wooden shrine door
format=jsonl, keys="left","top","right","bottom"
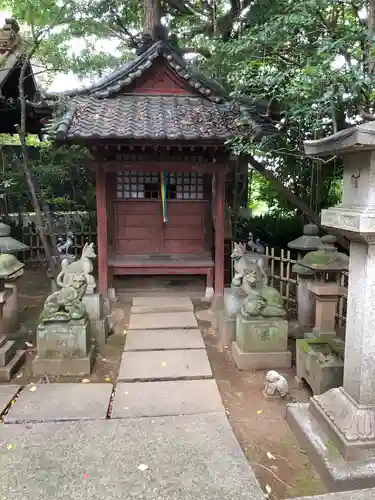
{"left": 114, "top": 170, "right": 208, "bottom": 255}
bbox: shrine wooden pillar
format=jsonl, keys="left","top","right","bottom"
{"left": 213, "top": 168, "right": 226, "bottom": 308}
{"left": 96, "top": 165, "right": 108, "bottom": 294}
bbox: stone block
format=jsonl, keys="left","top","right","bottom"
{"left": 0, "top": 414, "right": 265, "bottom": 500}
{"left": 236, "top": 315, "right": 288, "bottom": 353}
{"left": 232, "top": 341, "right": 291, "bottom": 370}
{"left": 124, "top": 328, "right": 204, "bottom": 351}
{"left": 36, "top": 320, "right": 91, "bottom": 358}
{"left": 118, "top": 349, "right": 212, "bottom": 381}
{"left": 0, "top": 339, "right": 17, "bottom": 367}
{"left": 292, "top": 489, "right": 375, "bottom": 500}
{"left": 0, "top": 350, "right": 26, "bottom": 382}
{"left": 111, "top": 380, "right": 224, "bottom": 418}
{"left": 217, "top": 314, "right": 236, "bottom": 347}
{"left": 129, "top": 311, "right": 198, "bottom": 330}
{"left": 0, "top": 385, "right": 19, "bottom": 413}
{"left": 82, "top": 293, "right": 103, "bottom": 321}
{"left": 90, "top": 316, "right": 110, "bottom": 347}
{"left": 32, "top": 345, "right": 95, "bottom": 377}
{"left": 131, "top": 300, "right": 194, "bottom": 314}
{"left": 132, "top": 297, "right": 193, "bottom": 309}
{"left": 5, "top": 383, "right": 113, "bottom": 423}
{"left": 296, "top": 337, "right": 344, "bottom": 394}
{"left": 287, "top": 403, "right": 375, "bottom": 492}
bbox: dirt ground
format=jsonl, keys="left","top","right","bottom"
{"left": 7, "top": 267, "right": 325, "bottom": 499}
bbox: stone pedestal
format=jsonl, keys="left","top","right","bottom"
{"left": 0, "top": 334, "right": 25, "bottom": 381}
{"left": 232, "top": 315, "right": 291, "bottom": 370}
{"left": 217, "top": 286, "right": 246, "bottom": 347}
{"left": 296, "top": 273, "right": 316, "bottom": 328}
{"left": 82, "top": 293, "right": 110, "bottom": 347}
{"left": 32, "top": 319, "right": 94, "bottom": 376}
{"left": 296, "top": 336, "right": 344, "bottom": 395}
{"left": 2, "top": 283, "right": 19, "bottom": 334}
{"left": 308, "top": 283, "right": 346, "bottom": 338}
{"left": 287, "top": 121, "right": 375, "bottom": 491}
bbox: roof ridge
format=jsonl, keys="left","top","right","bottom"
{"left": 46, "top": 40, "right": 226, "bottom": 104}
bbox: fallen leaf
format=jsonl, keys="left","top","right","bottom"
{"left": 25, "top": 342, "right": 33, "bottom": 348}
{"left": 29, "top": 386, "right": 36, "bottom": 392}
{"left": 266, "top": 452, "right": 276, "bottom": 460}
{"left": 16, "top": 373, "right": 23, "bottom": 379}
{"left": 137, "top": 464, "right": 149, "bottom": 471}
{"left": 264, "top": 484, "right": 272, "bottom": 498}
{"left": 161, "top": 361, "right": 167, "bottom": 367}
{"left": 7, "top": 444, "right": 14, "bottom": 450}
{"left": 104, "top": 377, "right": 111, "bottom": 382}
{"left": 83, "top": 473, "right": 89, "bottom": 479}
{"left": 257, "top": 409, "right": 263, "bottom": 415}
{"left": 81, "top": 379, "right": 90, "bottom": 384}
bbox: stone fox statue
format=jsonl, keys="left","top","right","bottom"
{"left": 56, "top": 242, "right": 96, "bottom": 290}
{"left": 230, "top": 242, "right": 268, "bottom": 287}
{"left": 40, "top": 273, "right": 87, "bottom": 322}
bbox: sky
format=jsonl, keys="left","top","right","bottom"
{"left": 0, "top": 10, "right": 120, "bottom": 93}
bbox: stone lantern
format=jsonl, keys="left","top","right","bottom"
{"left": 288, "top": 224, "right": 322, "bottom": 329}
{"left": 287, "top": 121, "right": 375, "bottom": 490}
{"left": 0, "top": 222, "right": 29, "bottom": 334}
{"left": 297, "top": 234, "right": 348, "bottom": 338}
{"left": 0, "top": 253, "right": 26, "bottom": 380}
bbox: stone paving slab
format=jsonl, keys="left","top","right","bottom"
{"left": 111, "top": 380, "right": 224, "bottom": 418}
{"left": 0, "top": 414, "right": 264, "bottom": 500}
{"left": 129, "top": 311, "right": 198, "bottom": 330}
{"left": 132, "top": 297, "right": 193, "bottom": 308}
{"left": 0, "top": 385, "right": 19, "bottom": 413}
{"left": 118, "top": 349, "right": 212, "bottom": 381}
{"left": 4, "top": 383, "right": 113, "bottom": 423}
{"left": 125, "top": 329, "right": 205, "bottom": 351}
{"left": 131, "top": 298, "right": 194, "bottom": 314}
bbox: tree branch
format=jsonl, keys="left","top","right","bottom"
{"left": 247, "top": 154, "right": 349, "bottom": 250}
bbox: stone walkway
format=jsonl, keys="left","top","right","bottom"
{"left": 0, "top": 297, "right": 266, "bottom": 499}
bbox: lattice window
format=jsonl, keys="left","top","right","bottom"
{"left": 116, "top": 171, "right": 204, "bottom": 200}
{"left": 172, "top": 172, "right": 204, "bottom": 200}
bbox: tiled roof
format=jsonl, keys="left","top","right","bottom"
{"left": 47, "top": 39, "right": 272, "bottom": 142}
{"left": 51, "top": 94, "right": 250, "bottom": 141}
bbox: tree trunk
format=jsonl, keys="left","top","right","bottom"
{"left": 247, "top": 155, "right": 350, "bottom": 250}
{"left": 144, "top": 0, "right": 162, "bottom": 36}
{"left": 17, "top": 54, "right": 57, "bottom": 274}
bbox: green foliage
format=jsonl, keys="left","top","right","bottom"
{"left": 235, "top": 214, "right": 306, "bottom": 249}
{"left": 0, "top": 141, "right": 94, "bottom": 213}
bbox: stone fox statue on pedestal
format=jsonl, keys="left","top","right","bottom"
{"left": 56, "top": 242, "right": 96, "bottom": 291}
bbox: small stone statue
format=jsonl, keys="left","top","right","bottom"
{"left": 56, "top": 242, "right": 96, "bottom": 292}
{"left": 40, "top": 273, "right": 87, "bottom": 322}
{"left": 240, "top": 270, "right": 286, "bottom": 318}
{"left": 231, "top": 242, "right": 268, "bottom": 287}
{"left": 263, "top": 370, "right": 289, "bottom": 398}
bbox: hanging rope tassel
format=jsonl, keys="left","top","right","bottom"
{"left": 160, "top": 172, "right": 168, "bottom": 223}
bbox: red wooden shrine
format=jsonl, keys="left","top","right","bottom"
{"left": 51, "top": 38, "right": 252, "bottom": 303}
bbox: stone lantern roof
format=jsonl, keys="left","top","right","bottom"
{"left": 297, "top": 235, "right": 349, "bottom": 272}
{"left": 0, "top": 253, "right": 24, "bottom": 280}
{"left": 304, "top": 121, "right": 375, "bottom": 156}
{"left": 288, "top": 224, "right": 322, "bottom": 252}
{"left": 0, "top": 223, "right": 29, "bottom": 254}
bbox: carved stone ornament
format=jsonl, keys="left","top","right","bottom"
{"left": 40, "top": 273, "right": 87, "bottom": 323}
{"left": 263, "top": 370, "right": 289, "bottom": 398}
{"left": 311, "top": 387, "right": 375, "bottom": 444}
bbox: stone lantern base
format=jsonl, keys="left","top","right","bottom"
{"left": 287, "top": 400, "right": 375, "bottom": 491}
{"left": 0, "top": 335, "right": 25, "bottom": 381}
